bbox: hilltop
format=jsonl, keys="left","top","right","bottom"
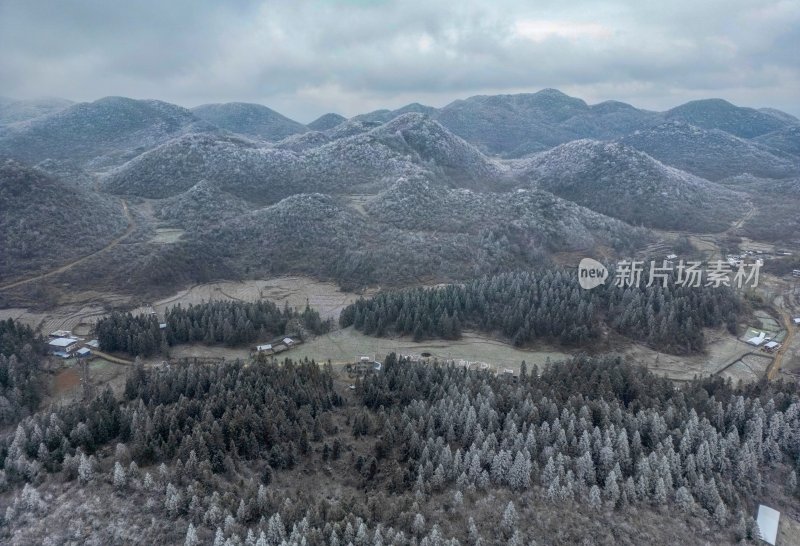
{"left": 0, "top": 96, "right": 215, "bottom": 168}
{"left": 191, "top": 102, "right": 308, "bottom": 141}
{"left": 665, "top": 98, "right": 790, "bottom": 138}
{"left": 307, "top": 112, "right": 346, "bottom": 131}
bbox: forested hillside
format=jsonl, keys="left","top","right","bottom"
{"left": 0, "top": 160, "right": 128, "bottom": 282}
{"left": 619, "top": 121, "right": 799, "bottom": 181}
{"left": 0, "top": 355, "right": 797, "bottom": 544}
{"left": 340, "top": 269, "right": 741, "bottom": 354}
{"left": 522, "top": 140, "right": 746, "bottom": 232}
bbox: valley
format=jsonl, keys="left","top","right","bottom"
{"left": 1, "top": 88, "right": 799, "bottom": 546}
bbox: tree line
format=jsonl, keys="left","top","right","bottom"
{"left": 340, "top": 269, "right": 741, "bottom": 353}
{"left": 0, "top": 319, "right": 45, "bottom": 426}
{"left": 95, "top": 301, "right": 332, "bottom": 356}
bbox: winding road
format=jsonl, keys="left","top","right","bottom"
{"left": 0, "top": 199, "right": 134, "bottom": 292}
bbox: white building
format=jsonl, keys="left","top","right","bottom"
{"left": 48, "top": 337, "right": 79, "bottom": 353}
{"left": 746, "top": 332, "right": 767, "bottom": 346}
{"left": 755, "top": 505, "right": 780, "bottom": 546}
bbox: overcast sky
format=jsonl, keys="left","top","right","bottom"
{"left": 1, "top": 0, "right": 798, "bottom": 122}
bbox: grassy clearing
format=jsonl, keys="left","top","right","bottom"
{"left": 150, "top": 228, "right": 185, "bottom": 244}
{"left": 719, "top": 353, "right": 772, "bottom": 383}
{"left": 624, "top": 326, "right": 755, "bottom": 381}
{"left": 289, "top": 327, "right": 570, "bottom": 372}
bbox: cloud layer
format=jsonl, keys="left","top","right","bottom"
{"left": 1, "top": 0, "right": 798, "bottom": 121}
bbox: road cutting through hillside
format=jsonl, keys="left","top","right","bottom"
{"left": 0, "top": 199, "right": 134, "bottom": 292}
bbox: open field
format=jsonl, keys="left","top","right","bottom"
{"left": 0, "top": 304, "right": 108, "bottom": 335}
{"left": 624, "top": 326, "right": 760, "bottom": 381}
{"left": 45, "top": 357, "right": 130, "bottom": 406}
{"left": 288, "top": 327, "right": 570, "bottom": 372}
{"left": 131, "top": 276, "right": 375, "bottom": 321}
{"left": 719, "top": 353, "right": 773, "bottom": 383}
{"left": 0, "top": 275, "right": 373, "bottom": 340}
{"left": 150, "top": 228, "right": 185, "bottom": 244}
{"left": 168, "top": 344, "right": 250, "bottom": 362}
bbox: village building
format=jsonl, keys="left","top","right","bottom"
{"left": 48, "top": 337, "right": 79, "bottom": 354}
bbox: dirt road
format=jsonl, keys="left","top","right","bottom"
{"left": 0, "top": 199, "right": 134, "bottom": 292}
{"left": 768, "top": 307, "right": 795, "bottom": 380}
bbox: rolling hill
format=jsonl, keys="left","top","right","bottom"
{"left": 619, "top": 121, "right": 799, "bottom": 180}
{"left": 664, "top": 98, "right": 790, "bottom": 138}
{"left": 753, "top": 125, "right": 800, "bottom": 157}
{"left": 366, "top": 176, "right": 648, "bottom": 252}
{"left": 0, "top": 160, "right": 128, "bottom": 282}
{"left": 0, "top": 96, "right": 214, "bottom": 168}
{"left": 102, "top": 113, "right": 510, "bottom": 203}
{"left": 307, "top": 112, "right": 346, "bottom": 131}
{"left": 522, "top": 140, "right": 746, "bottom": 231}
{"left": 153, "top": 179, "right": 251, "bottom": 230}
{"left": 352, "top": 102, "right": 437, "bottom": 124}
{"left": 191, "top": 102, "right": 308, "bottom": 141}
{"left": 432, "top": 89, "right": 659, "bottom": 157}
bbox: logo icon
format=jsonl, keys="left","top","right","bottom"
{"left": 578, "top": 258, "right": 608, "bottom": 290}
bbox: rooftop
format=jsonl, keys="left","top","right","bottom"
{"left": 756, "top": 505, "right": 780, "bottom": 546}
{"left": 48, "top": 337, "right": 77, "bottom": 348}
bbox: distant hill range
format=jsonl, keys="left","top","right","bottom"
{"left": 0, "top": 89, "right": 797, "bottom": 294}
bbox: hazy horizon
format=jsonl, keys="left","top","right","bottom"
{"left": 1, "top": 1, "right": 798, "bottom": 121}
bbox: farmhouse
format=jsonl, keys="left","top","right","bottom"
{"left": 763, "top": 341, "right": 780, "bottom": 353}
{"left": 351, "top": 358, "right": 382, "bottom": 374}
{"left": 49, "top": 330, "right": 72, "bottom": 338}
{"left": 76, "top": 347, "right": 92, "bottom": 358}
{"left": 254, "top": 343, "right": 273, "bottom": 354}
{"left": 283, "top": 337, "right": 295, "bottom": 346}
{"left": 794, "top": 317, "right": 800, "bottom": 325}
{"left": 48, "top": 337, "right": 79, "bottom": 354}
{"left": 746, "top": 332, "right": 766, "bottom": 346}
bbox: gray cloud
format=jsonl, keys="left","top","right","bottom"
{"left": 1, "top": 0, "right": 798, "bottom": 121}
